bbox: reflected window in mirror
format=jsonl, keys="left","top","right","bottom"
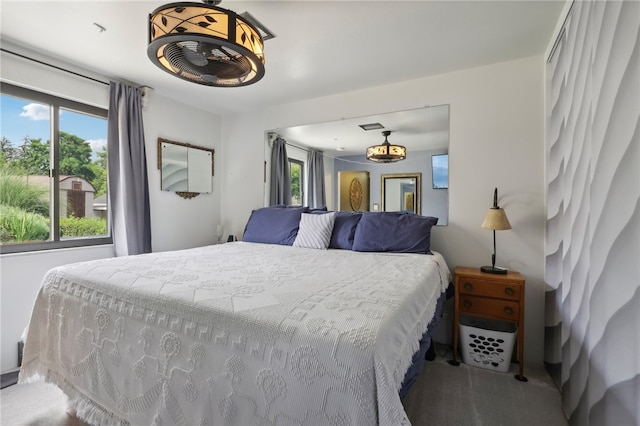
{"left": 289, "top": 158, "right": 304, "bottom": 206}
{"left": 432, "top": 154, "right": 448, "bottom": 189}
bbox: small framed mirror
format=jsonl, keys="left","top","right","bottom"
{"left": 381, "top": 173, "right": 421, "bottom": 214}
{"left": 157, "top": 138, "right": 215, "bottom": 199}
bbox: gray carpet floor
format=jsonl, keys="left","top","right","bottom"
{"left": 0, "top": 350, "right": 568, "bottom": 425}
{"left": 403, "top": 350, "right": 568, "bottom": 425}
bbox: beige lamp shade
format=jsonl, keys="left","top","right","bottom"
{"left": 481, "top": 208, "right": 512, "bottom": 230}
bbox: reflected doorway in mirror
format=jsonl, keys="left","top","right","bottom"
{"left": 338, "top": 171, "right": 370, "bottom": 211}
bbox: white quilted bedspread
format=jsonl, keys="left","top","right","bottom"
{"left": 20, "top": 242, "right": 450, "bottom": 426}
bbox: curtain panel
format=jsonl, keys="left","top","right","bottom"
{"left": 107, "top": 82, "right": 152, "bottom": 256}
{"left": 307, "top": 149, "right": 326, "bottom": 209}
{"left": 544, "top": 1, "right": 639, "bottom": 424}
{"left": 269, "top": 137, "right": 291, "bottom": 206}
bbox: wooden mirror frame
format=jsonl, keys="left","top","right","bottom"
{"left": 380, "top": 172, "right": 422, "bottom": 215}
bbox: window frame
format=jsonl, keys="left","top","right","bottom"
{"left": 288, "top": 158, "right": 304, "bottom": 207}
{"left": 0, "top": 82, "right": 112, "bottom": 254}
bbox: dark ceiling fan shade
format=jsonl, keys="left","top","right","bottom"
{"left": 366, "top": 130, "right": 407, "bottom": 163}
{"left": 148, "top": 2, "right": 265, "bottom": 87}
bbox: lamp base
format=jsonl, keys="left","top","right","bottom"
{"left": 481, "top": 265, "right": 508, "bottom": 274}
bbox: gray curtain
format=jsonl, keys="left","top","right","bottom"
{"left": 107, "top": 82, "right": 152, "bottom": 256}
{"left": 269, "top": 137, "right": 291, "bottom": 206}
{"left": 307, "top": 149, "right": 326, "bottom": 209}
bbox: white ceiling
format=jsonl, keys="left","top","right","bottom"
{"left": 0, "top": 0, "right": 564, "bottom": 154}
{"left": 274, "top": 104, "right": 450, "bottom": 156}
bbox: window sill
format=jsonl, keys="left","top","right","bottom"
{"left": 0, "top": 238, "right": 113, "bottom": 255}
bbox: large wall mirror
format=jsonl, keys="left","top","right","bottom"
{"left": 266, "top": 104, "right": 449, "bottom": 224}
{"left": 157, "top": 138, "right": 215, "bottom": 199}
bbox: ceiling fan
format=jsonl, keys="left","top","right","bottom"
{"left": 147, "top": 0, "right": 273, "bottom": 87}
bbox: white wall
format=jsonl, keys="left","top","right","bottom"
{"left": 221, "top": 55, "right": 546, "bottom": 365}
{"left": 0, "top": 45, "right": 222, "bottom": 372}
{"left": 144, "top": 94, "right": 221, "bottom": 253}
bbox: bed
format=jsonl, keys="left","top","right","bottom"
{"left": 20, "top": 209, "right": 451, "bottom": 426}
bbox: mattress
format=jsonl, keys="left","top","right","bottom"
{"left": 20, "top": 242, "right": 451, "bottom": 425}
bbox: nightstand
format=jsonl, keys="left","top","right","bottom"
{"left": 449, "top": 266, "right": 527, "bottom": 381}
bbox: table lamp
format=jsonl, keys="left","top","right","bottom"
{"left": 481, "top": 188, "right": 511, "bottom": 274}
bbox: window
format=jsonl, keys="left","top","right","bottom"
{"left": 431, "top": 154, "right": 449, "bottom": 189}
{"left": 0, "top": 83, "right": 110, "bottom": 253}
{"left": 288, "top": 158, "right": 304, "bottom": 206}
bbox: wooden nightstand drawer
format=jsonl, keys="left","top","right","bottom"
{"left": 452, "top": 266, "right": 527, "bottom": 380}
{"left": 459, "top": 294, "right": 520, "bottom": 321}
{"left": 458, "top": 277, "right": 521, "bottom": 301}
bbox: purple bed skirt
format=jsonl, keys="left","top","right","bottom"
{"left": 399, "top": 283, "right": 452, "bottom": 398}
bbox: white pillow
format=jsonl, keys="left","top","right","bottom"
{"left": 293, "top": 212, "right": 336, "bottom": 249}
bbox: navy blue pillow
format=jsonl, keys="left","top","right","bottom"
{"left": 309, "top": 207, "right": 328, "bottom": 213}
{"left": 352, "top": 212, "right": 438, "bottom": 254}
{"left": 243, "top": 206, "right": 307, "bottom": 245}
{"left": 329, "top": 212, "right": 363, "bottom": 250}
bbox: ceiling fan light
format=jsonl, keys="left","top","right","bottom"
{"left": 366, "top": 131, "right": 406, "bottom": 163}
{"left": 148, "top": 2, "right": 265, "bottom": 87}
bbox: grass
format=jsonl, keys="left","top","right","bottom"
{"left": 0, "top": 205, "right": 49, "bottom": 243}
{"left": 61, "top": 216, "right": 107, "bottom": 237}
{"left": 0, "top": 167, "right": 48, "bottom": 216}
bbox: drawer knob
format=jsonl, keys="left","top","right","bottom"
{"left": 504, "top": 306, "right": 514, "bottom": 315}
{"left": 505, "top": 287, "right": 515, "bottom": 296}
{"left": 464, "top": 282, "right": 473, "bottom": 290}
{"left": 463, "top": 300, "right": 472, "bottom": 309}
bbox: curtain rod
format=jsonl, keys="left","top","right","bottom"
{"left": 287, "top": 142, "right": 311, "bottom": 153}
{"left": 1, "top": 48, "right": 110, "bottom": 86}
{"left": 269, "top": 132, "right": 313, "bottom": 154}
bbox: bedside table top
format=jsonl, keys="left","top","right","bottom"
{"left": 454, "top": 266, "right": 524, "bottom": 282}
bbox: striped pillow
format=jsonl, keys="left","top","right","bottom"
{"left": 293, "top": 212, "right": 336, "bottom": 249}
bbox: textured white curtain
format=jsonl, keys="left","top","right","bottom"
{"left": 545, "top": 1, "right": 639, "bottom": 424}
{"left": 269, "top": 137, "right": 291, "bottom": 206}
{"left": 107, "top": 82, "right": 152, "bottom": 256}
{"left": 307, "top": 149, "right": 326, "bottom": 209}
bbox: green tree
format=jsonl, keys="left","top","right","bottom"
{"left": 0, "top": 136, "right": 19, "bottom": 162}
{"left": 16, "top": 132, "right": 96, "bottom": 181}
{"left": 290, "top": 162, "right": 301, "bottom": 204}
{"left": 18, "top": 137, "right": 49, "bottom": 175}
{"left": 87, "top": 147, "right": 107, "bottom": 196}
{"left": 59, "top": 131, "right": 95, "bottom": 181}
{"left": 94, "top": 147, "right": 107, "bottom": 169}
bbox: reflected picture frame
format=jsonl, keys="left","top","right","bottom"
{"left": 432, "top": 154, "right": 449, "bottom": 189}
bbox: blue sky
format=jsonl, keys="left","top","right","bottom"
{"left": 1, "top": 94, "right": 107, "bottom": 155}
{"left": 432, "top": 154, "right": 448, "bottom": 188}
